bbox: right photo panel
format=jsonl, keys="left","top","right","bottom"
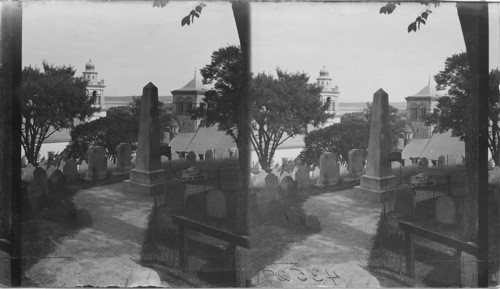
{"left": 248, "top": 2, "right": 499, "bottom": 287}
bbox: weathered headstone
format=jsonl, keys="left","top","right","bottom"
{"left": 125, "top": 268, "right": 162, "bottom": 288}
{"left": 229, "top": 148, "right": 238, "bottom": 158}
{"left": 435, "top": 195, "right": 456, "bottom": 225}
{"left": 206, "top": 189, "right": 227, "bottom": 219}
{"left": 160, "top": 178, "right": 185, "bottom": 209}
{"left": 355, "top": 89, "right": 397, "bottom": 202}
{"left": 114, "top": 143, "right": 133, "bottom": 175}
{"left": 295, "top": 166, "right": 311, "bottom": 189}
{"left": 306, "top": 214, "right": 321, "bottom": 231}
{"left": 419, "top": 157, "right": 429, "bottom": 169}
{"left": 186, "top": 151, "right": 196, "bottom": 164}
{"left": 77, "top": 208, "right": 92, "bottom": 227}
{"left": 48, "top": 170, "right": 67, "bottom": 194}
{"left": 316, "top": 152, "right": 340, "bottom": 187}
{"left": 265, "top": 173, "right": 279, "bottom": 191}
{"left": 124, "top": 83, "right": 167, "bottom": 195}
{"left": 205, "top": 149, "right": 214, "bottom": 161}
{"left": 27, "top": 167, "right": 47, "bottom": 215}
{"left": 394, "top": 185, "right": 414, "bottom": 216}
{"left": 86, "top": 146, "right": 107, "bottom": 180}
{"left": 63, "top": 159, "right": 78, "bottom": 182}
{"left": 460, "top": 242, "right": 478, "bottom": 288}
{"left": 347, "top": 149, "right": 364, "bottom": 179}
{"left": 277, "top": 176, "right": 297, "bottom": 199}
{"left": 437, "top": 155, "right": 446, "bottom": 167}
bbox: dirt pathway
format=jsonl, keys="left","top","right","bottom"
{"left": 25, "top": 183, "right": 154, "bottom": 287}
{"left": 252, "top": 188, "right": 383, "bottom": 287}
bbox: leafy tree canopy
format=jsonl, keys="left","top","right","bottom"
{"left": 251, "top": 69, "right": 330, "bottom": 171}
{"left": 191, "top": 45, "right": 244, "bottom": 142}
{"left": 20, "top": 61, "right": 99, "bottom": 165}
{"left": 426, "top": 52, "right": 500, "bottom": 164}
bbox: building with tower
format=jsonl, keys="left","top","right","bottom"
{"left": 82, "top": 60, "right": 106, "bottom": 119}
{"left": 405, "top": 79, "right": 439, "bottom": 139}
{"left": 316, "top": 66, "right": 341, "bottom": 125}
{"left": 171, "top": 73, "right": 205, "bottom": 133}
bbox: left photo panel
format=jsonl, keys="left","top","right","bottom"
{"left": 0, "top": 1, "right": 251, "bottom": 287}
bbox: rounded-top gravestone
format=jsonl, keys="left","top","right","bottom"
{"left": 348, "top": 149, "right": 364, "bottom": 179}
{"left": 437, "top": 155, "right": 446, "bottom": 167}
{"left": 435, "top": 195, "right": 456, "bottom": 225}
{"left": 115, "top": 143, "right": 133, "bottom": 173}
{"left": 295, "top": 166, "right": 311, "bottom": 189}
{"left": 86, "top": 146, "right": 108, "bottom": 180}
{"left": 206, "top": 189, "right": 227, "bottom": 219}
{"left": 265, "top": 173, "right": 279, "bottom": 191}
{"left": 125, "top": 267, "right": 162, "bottom": 288}
{"left": 205, "top": 149, "right": 214, "bottom": 161}
{"left": 186, "top": 151, "right": 197, "bottom": 164}
{"left": 419, "top": 157, "right": 429, "bottom": 169}
{"left": 63, "top": 159, "right": 78, "bottom": 182}
{"left": 394, "top": 185, "right": 414, "bottom": 216}
{"left": 48, "top": 169, "right": 67, "bottom": 194}
{"left": 278, "top": 176, "right": 297, "bottom": 199}
{"left": 316, "top": 152, "right": 340, "bottom": 187}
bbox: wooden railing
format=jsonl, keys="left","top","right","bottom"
{"left": 398, "top": 221, "right": 477, "bottom": 278}
{"left": 171, "top": 214, "right": 250, "bottom": 272}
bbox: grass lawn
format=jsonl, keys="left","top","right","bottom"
{"left": 367, "top": 164, "right": 500, "bottom": 287}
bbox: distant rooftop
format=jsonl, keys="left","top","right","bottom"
{"left": 172, "top": 76, "right": 206, "bottom": 93}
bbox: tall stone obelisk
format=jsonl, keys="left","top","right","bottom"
{"left": 124, "top": 83, "right": 167, "bottom": 195}
{"left": 355, "top": 89, "right": 397, "bottom": 202}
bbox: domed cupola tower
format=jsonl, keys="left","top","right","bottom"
{"left": 82, "top": 60, "right": 106, "bottom": 113}
{"left": 316, "top": 66, "right": 340, "bottom": 125}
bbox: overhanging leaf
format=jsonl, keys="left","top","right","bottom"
{"left": 181, "top": 15, "right": 190, "bottom": 26}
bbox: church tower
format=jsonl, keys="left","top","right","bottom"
{"left": 405, "top": 79, "right": 440, "bottom": 139}
{"left": 317, "top": 66, "right": 340, "bottom": 125}
{"left": 171, "top": 73, "right": 206, "bottom": 133}
{"left": 82, "top": 60, "right": 106, "bottom": 115}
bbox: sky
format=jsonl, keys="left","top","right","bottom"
{"left": 251, "top": 2, "right": 500, "bottom": 103}
{"left": 22, "top": 1, "right": 239, "bottom": 97}
{"left": 23, "top": 1, "right": 499, "bottom": 103}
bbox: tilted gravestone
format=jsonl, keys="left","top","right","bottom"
{"left": 86, "top": 146, "right": 107, "bottom": 180}
{"left": 437, "top": 155, "right": 446, "bottom": 167}
{"left": 435, "top": 195, "right": 456, "bottom": 225}
{"left": 316, "top": 152, "right": 340, "bottom": 187}
{"left": 394, "top": 185, "right": 414, "bottom": 216}
{"left": 295, "top": 166, "right": 311, "bottom": 189}
{"left": 418, "top": 157, "right": 429, "bottom": 169}
{"left": 186, "top": 151, "right": 197, "bottom": 164}
{"left": 206, "top": 189, "right": 227, "bottom": 219}
{"left": 265, "top": 173, "right": 279, "bottom": 191}
{"left": 205, "top": 149, "right": 214, "bottom": 161}
{"left": 48, "top": 169, "right": 67, "bottom": 194}
{"left": 277, "top": 176, "right": 297, "bottom": 199}
{"left": 115, "top": 143, "right": 133, "bottom": 175}
{"left": 63, "top": 159, "right": 78, "bottom": 182}
{"left": 347, "top": 149, "right": 364, "bottom": 179}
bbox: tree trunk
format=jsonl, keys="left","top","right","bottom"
{"left": 0, "top": 2, "right": 22, "bottom": 285}
{"left": 456, "top": 2, "right": 489, "bottom": 287}
{"left": 232, "top": 2, "right": 250, "bottom": 287}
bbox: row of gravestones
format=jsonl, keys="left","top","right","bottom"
{"left": 184, "top": 148, "right": 238, "bottom": 163}
{"left": 415, "top": 155, "right": 461, "bottom": 169}
{"left": 394, "top": 184, "right": 457, "bottom": 225}
{"left": 23, "top": 143, "right": 135, "bottom": 183}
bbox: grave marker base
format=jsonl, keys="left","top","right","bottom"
{"left": 123, "top": 180, "right": 166, "bottom": 196}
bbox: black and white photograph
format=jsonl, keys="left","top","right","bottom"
{"left": 0, "top": 0, "right": 499, "bottom": 287}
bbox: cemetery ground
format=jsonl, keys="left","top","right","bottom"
{"left": 368, "top": 164, "right": 500, "bottom": 287}
{"left": 140, "top": 158, "right": 242, "bottom": 287}
{"left": 21, "top": 160, "right": 218, "bottom": 287}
